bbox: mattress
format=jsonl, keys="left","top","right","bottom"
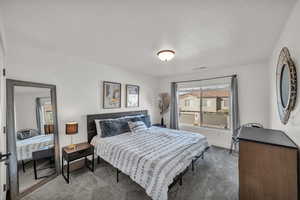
{"left": 16, "top": 134, "right": 54, "bottom": 161}
{"left": 91, "top": 126, "right": 209, "bottom": 200}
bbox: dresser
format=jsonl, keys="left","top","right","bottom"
{"left": 238, "top": 127, "right": 298, "bottom": 200}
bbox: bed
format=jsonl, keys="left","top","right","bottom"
{"left": 87, "top": 110, "right": 209, "bottom": 200}
{"left": 16, "top": 134, "right": 54, "bottom": 161}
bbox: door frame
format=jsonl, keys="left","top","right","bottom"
{"left": 0, "top": 65, "right": 6, "bottom": 200}
{"left": 6, "top": 79, "right": 60, "bottom": 200}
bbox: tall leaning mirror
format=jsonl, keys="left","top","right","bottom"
{"left": 6, "top": 80, "right": 60, "bottom": 200}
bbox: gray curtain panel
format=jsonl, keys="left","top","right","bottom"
{"left": 230, "top": 75, "right": 240, "bottom": 138}
{"left": 35, "top": 97, "right": 42, "bottom": 134}
{"left": 170, "top": 82, "right": 179, "bottom": 129}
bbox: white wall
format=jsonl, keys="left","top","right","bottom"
{"left": 7, "top": 58, "right": 160, "bottom": 148}
{"left": 14, "top": 90, "right": 50, "bottom": 132}
{"left": 269, "top": 0, "right": 300, "bottom": 145}
{"left": 159, "top": 63, "right": 270, "bottom": 148}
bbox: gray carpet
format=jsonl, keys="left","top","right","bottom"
{"left": 23, "top": 146, "right": 238, "bottom": 200}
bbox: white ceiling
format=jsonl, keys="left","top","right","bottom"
{"left": 0, "top": 0, "right": 297, "bottom": 77}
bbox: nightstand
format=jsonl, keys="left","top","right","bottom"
{"left": 62, "top": 142, "right": 94, "bottom": 183}
{"left": 152, "top": 124, "right": 167, "bottom": 128}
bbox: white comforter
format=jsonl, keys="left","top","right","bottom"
{"left": 16, "top": 134, "right": 54, "bottom": 161}
{"left": 91, "top": 127, "right": 209, "bottom": 200}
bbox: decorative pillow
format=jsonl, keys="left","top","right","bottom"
{"left": 31, "top": 129, "right": 40, "bottom": 136}
{"left": 128, "top": 121, "right": 147, "bottom": 133}
{"left": 127, "top": 115, "right": 151, "bottom": 128}
{"left": 96, "top": 115, "right": 152, "bottom": 137}
{"left": 99, "top": 118, "right": 130, "bottom": 138}
{"left": 17, "top": 129, "right": 39, "bottom": 140}
{"left": 95, "top": 117, "right": 125, "bottom": 137}
{"left": 142, "top": 115, "right": 151, "bottom": 128}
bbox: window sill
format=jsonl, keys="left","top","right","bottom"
{"left": 179, "top": 124, "right": 231, "bottom": 133}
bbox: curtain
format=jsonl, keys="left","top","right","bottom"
{"left": 170, "top": 82, "right": 179, "bottom": 129}
{"left": 35, "top": 97, "right": 42, "bottom": 134}
{"left": 230, "top": 75, "right": 240, "bottom": 138}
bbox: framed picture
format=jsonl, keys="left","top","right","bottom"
{"left": 126, "top": 84, "right": 139, "bottom": 107}
{"left": 103, "top": 81, "right": 121, "bottom": 109}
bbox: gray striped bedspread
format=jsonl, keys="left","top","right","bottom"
{"left": 91, "top": 127, "right": 209, "bottom": 200}
{"left": 16, "top": 134, "right": 54, "bottom": 161}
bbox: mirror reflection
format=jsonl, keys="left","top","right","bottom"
{"left": 280, "top": 64, "right": 290, "bottom": 108}
{"left": 14, "top": 86, "right": 55, "bottom": 193}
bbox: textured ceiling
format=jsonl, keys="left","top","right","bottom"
{"left": 0, "top": 0, "right": 297, "bottom": 77}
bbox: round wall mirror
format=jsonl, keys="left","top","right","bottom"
{"left": 280, "top": 64, "right": 290, "bottom": 108}
{"left": 276, "top": 47, "right": 297, "bottom": 124}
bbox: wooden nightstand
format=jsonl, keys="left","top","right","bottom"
{"left": 62, "top": 142, "right": 94, "bottom": 183}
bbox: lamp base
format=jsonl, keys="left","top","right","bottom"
{"left": 67, "top": 144, "right": 76, "bottom": 150}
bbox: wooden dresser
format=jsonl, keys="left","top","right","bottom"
{"left": 238, "top": 127, "right": 299, "bottom": 200}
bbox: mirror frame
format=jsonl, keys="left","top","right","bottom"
{"left": 6, "top": 79, "right": 60, "bottom": 199}
{"left": 276, "top": 47, "right": 297, "bottom": 124}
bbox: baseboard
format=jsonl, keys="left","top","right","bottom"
{"left": 211, "top": 145, "right": 230, "bottom": 150}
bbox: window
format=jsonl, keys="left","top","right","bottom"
{"left": 37, "top": 97, "right": 54, "bottom": 134}
{"left": 202, "top": 99, "right": 208, "bottom": 107}
{"left": 184, "top": 99, "right": 191, "bottom": 107}
{"left": 178, "top": 83, "right": 230, "bottom": 130}
{"left": 42, "top": 102, "right": 53, "bottom": 125}
{"left": 221, "top": 98, "right": 229, "bottom": 109}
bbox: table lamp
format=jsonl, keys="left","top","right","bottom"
{"left": 66, "top": 122, "right": 78, "bottom": 150}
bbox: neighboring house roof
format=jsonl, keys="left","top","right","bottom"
{"left": 179, "top": 90, "right": 230, "bottom": 99}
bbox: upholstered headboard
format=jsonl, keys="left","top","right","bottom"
{"left": 86, "top": 110, "right": 148, "bottom": 143}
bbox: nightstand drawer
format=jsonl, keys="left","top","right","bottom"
{"left": 66, "top": 147, "right": 93, "bottom": 161}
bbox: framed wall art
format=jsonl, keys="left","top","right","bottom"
{"left": 126, "top": 84, "right": 139, "bottom": 107}
{"left": 103, "top": 81, "right": 121, "bottom": 109}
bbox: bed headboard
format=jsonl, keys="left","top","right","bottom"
{"left": 86, "top": 110, "right": 148, "bottom": 143}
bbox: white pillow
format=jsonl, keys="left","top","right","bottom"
{"left": 94, "top": 119, "right": 103, "bottom": 137}
{"left": 128, "top": 121, "right": 147, "bottom": 133}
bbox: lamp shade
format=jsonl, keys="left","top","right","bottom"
{"left": 66, "top": 122, "right": 78, "bottom": 135}
{"left": 44, "top": 124, "right": 54, "bottom": 134}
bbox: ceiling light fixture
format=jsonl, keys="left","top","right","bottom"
{"left": 157, "top": 50, "right": 175, "bottom": 62}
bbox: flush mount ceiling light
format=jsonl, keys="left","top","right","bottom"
{"left": 157, "top": 50, "right": 175, "bottom": 62}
